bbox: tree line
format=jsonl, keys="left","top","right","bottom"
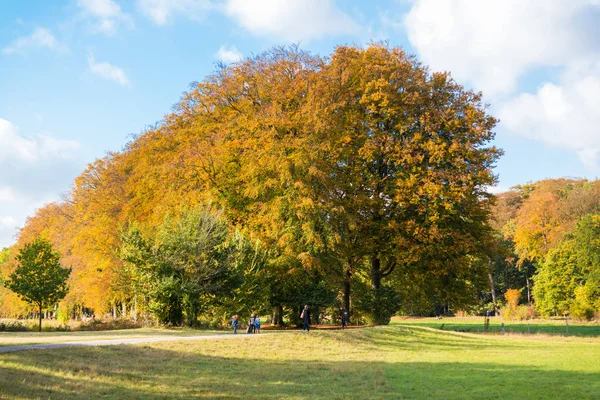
{"left": 488, "top": 179, "right": 600, "bottom": 319}
{"left": 2, "top": 44, "right": 503, "bottom": 326}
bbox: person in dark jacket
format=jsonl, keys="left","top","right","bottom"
{"left": 301, "top": 305, "right": 311, "bottom": 332}
{"left": 247, "top": 314, "right": 255, "bottom": 334}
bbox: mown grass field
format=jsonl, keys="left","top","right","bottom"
{"left": 396, "top": 316, "right": 600, "bottom": 336}
{"left": 1, "top": 324, "right": 600, "bottom": 399}
{"left": 0, "top": 327, "right": 225, "bottom": 347}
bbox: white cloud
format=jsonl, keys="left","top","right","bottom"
{"left": 498, "top": 59, "right": 600, "bottom": 170}
{"left": 88, "top": 54, "right": 132, "bottom": 87}
{"left": 0, "top": 119, "right": 80, "bottom": 163}
{"left": 0, "top": 216, "right": 17, "bottom": 228}
{"left": 0, "top": 188, "right": 16, "bottom": 203}
{"left": 78, "top": 0, "right": 134, "bottom": 35}
{"left": 486, "top": 185, "right": 511, "bottom": 195}
{"left": 404, "top": 0, "right": 600, "bottom": 98}
{"left": 0, "top": 118, "right": 83, "bottom": 247}
{"left": 216, "top": 45, "right": 242, "bottom": 63}
{"left": 137, "top": 0, "right": 212, "bottom": 25}
{"left": 224, "top": 0, "right": 360, "bottom": 41}
{"left": 2, "top": 27, "right": 67, "bottom": 55}
{"left": 0, "top": 216, "right": 18, "bottom": 247}
{"left": 403, "top": 0, "right": 600, "bottom": 170}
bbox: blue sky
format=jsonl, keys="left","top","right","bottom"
{"left": 1, "top": 0, "right": 600, "bottom": 247}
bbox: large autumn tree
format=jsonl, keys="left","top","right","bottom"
{"left": 300, "top": 45, "right": 501, "bottom": 315}
{"left": 170, "top": 44, "right": 501, "bottom": 318}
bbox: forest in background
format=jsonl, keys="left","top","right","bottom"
{"left": 1, "top": 45, "right": 598, "bottom": 326}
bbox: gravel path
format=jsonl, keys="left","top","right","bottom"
{"left": 0, "top": 333, "right": 263, "bottom": 354}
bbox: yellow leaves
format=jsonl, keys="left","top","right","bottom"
{"left": 297, "top": 252, "right": 319, "bottom": 270}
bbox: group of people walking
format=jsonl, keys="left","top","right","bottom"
{"left": 231, "top": 305, "right": 320, "bottom": 333}
{"left": 230, "top": 313, "right": 261, "bottom": 334}
{"left": 232, "top": 306, "right": 350, "bottom": 333}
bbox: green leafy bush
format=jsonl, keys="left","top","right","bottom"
{"left": 56, "top": 307, "right": 69, "bottom": 324}
{"left": 570, "top": 285, "right": 597, "bottom": 321}
{"left": 355, "top": 286, "right": 401, "bottom": 325}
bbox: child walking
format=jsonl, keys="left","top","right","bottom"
{"left": 231, "top": 315, "right": 239, "bottom": 334}
{"left": 254, "top": 315, "right": 261, "bottom": 333}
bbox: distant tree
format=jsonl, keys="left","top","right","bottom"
{"left": 533, "top": 214, "right": 600, "bottom": 317}
{"left": 5, "top": 238, "right": 71, "bottom": 331}
{"left": 504, "top": 289, "right": 521, "bottom": 310}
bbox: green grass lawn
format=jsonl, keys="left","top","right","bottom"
{"left": 395, "top": 316, "right": 600, "bottom": 336}
{"left": 1, "top": 325, "right": 599, "bottom": 399}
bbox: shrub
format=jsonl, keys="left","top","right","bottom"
{"left": 355, "top": 286, "right": 401, "bottom": 325}
{"left": 570, "top": 302, "right": 595, "bottom": 321}
{"left": 502, "top": 305, "right": 538, "bottom": 321}
{"left": 56, "top": 307, "right": 70, "bottom": 324}
{"left": 42, "top": 323, "right": 70, "bottom": 332}
{"left": 569, "top": 285, "right": 599, "bottom": 321}
{"left": 504, "top": 289, "right": 521, "bottom": 310}
{"left": 514, "top": 305, "right": 538, "bottom": 320}
{"left": 0, "top": 320, "right": 29, "bottom": 332}
{"left": 78, "top": 318, "right": 142, "bottom": 331}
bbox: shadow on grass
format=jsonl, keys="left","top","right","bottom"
{"left": 1, "top": 343, "right": 599, "bottom": 399}
{"left": 353, "top": 326, "right": 531, "bottom": 353}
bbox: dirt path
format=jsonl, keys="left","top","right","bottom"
{"left": 0, "top": 333, "right": 265, "bottom": 354}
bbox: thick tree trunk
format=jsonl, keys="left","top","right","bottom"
{"left": 343, "top": 280, "right": 351, "bottom": 319}
{"left": 132, "top": 297, "right": 138, "bottom": 321}
{"left": 272, "top": 305, "right": 283, "bottom": 326}
{"left": 488, "top": 265, "right": 498, "bottom": 315}
{"left": 371, "top": 256, "right": 382, "bottom": 290}
{"left": 38, "top": 303, "right": 43, "bottom": 332}
{"left": 343, "top": 263, "right": 354, "bottom": 323}
{"left": 313, "top": 306, "right": 320, "bottom": 325}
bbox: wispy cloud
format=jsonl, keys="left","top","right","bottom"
{"left": 2, "top": 27, "right": 67, "bottom": 55}
{"left": 223, "top": 0, "right": 360, "bottom": 42}
{"left": 0, "top": 187, "right": 16, "bottom": 203}
{"left": 78, "top": 0, "right": 134, "bottom": 35}
{"left": 216, "top": 45, "right": 242, "bottom": 63}
{"left": 0, "top": 119, "right": 84, "bottom": 247}
{"left": 0, "top": 119, "right": 80, "bottom": 163}
{"left": 87, "top": 54, "right": 132, "bottom": 87}
{"left": 137, "top": 0, "right": 212, "bottom": 25}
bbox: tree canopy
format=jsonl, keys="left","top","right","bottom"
{"left": 4, "top": 238, "right": 71, "bottom": 331}
{"left": 0, "top": 44, "right": 504, "bottom": 325}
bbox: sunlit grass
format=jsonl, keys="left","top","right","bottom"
{"left": 1, "top": 326, "right": 599, "bottom": 399}
{"left": 0, "top": 327, "right": 227, "bottom": 347}
{"left": 394, "top": 316, "right": 600, "bottom": 336}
